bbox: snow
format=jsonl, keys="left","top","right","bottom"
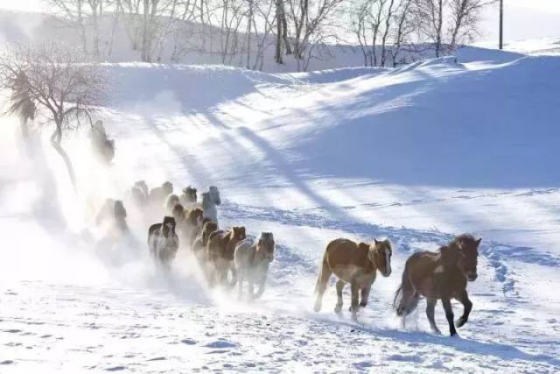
{"left": 1, "top": 31, "right": 560, "bottom": 372}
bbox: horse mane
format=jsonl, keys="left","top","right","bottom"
{"left": 162, "top": 216, "right": 176, "bottom": 230}
{"left": 258, "top": 232, "right": 275, "bottom": 251}
{"left": 447, "top": 233, "right": 477, "bottom": 251}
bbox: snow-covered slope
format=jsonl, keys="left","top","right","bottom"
{"left": 1, "top": 49, "right": 560, "bottom": 372}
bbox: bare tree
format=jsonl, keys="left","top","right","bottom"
{"left": 46, "top": 0, "right": 114, "bottom": 58}
{"left": 413, "top": 0, "right": 447, "bottom": 57}
{"left": 389, "top": 0, "right": 415, "bottom": 66}
{"left": 0, "top": 42, "right": 109, "bottom": 189}
{"left": 448, "top": 0, "right": 489, "bottom": 50}
{"left": 285, "top": 0, "right": 344, "bottom": 63}
{"left": 351, "top": 0, "right": 400, "bottom": 67}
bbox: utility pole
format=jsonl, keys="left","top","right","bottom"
{"left": 499, "top": 0, "right": 504, "bottom": 49}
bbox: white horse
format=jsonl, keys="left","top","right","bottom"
{"left": 202, "top": 186, "right": 221, "bottom": 224}
{"left": 234, "top": 232, "right": 275, "bottom": 299}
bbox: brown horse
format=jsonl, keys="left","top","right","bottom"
{"left": 191, "top": 217, "right": 213, "bottom": 247}
{"left": 182, "top": 208, "right": 203, "bottom": 245}
{"left": 394, "top": 234, "right": 481, "bottom": 336}
{"left": 192, "top": 220, "right": 218, "bottom": 259}
{"left": 206, "top": 227, "right": 246, "bottom": 287}
{"left": 234, "top": 232, "right": 275, "bottom": 299}
{"left": 314, "top": 238, "right": 393, "bottom": 321}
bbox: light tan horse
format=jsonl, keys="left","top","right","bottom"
{"left": 314, "top": 238, "right": 393, "bottom": 321}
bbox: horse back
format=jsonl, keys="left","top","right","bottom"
{"left": 405, "top": 251, "right": 440, "bottom": 277}
{"left": 207, "top": 230, "right": 228, "bottom": 256}
{"left": 405, "top": 250, "right": 464, "bottom": 298}
{"left": 326, "top": 239, "right": 369, "bottom": 268}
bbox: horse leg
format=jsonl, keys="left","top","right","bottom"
{"left": 229, "top": 265, "right": 237, "bottom": 289}
{"left": 334, "top": 280, "right": 345, "bottom": 314}
{"left": 455, "top": 290, "right": 473, "bottom": 328}
{"left": 248, "top": 280, "right": 255, "bottom": 300}
{"left": 237, "top": 270, "right": 244, "bottom": 300}
{"left": 359, "top": 282, "right": 373, "bottom": 308}
{"left": 254, "top": 279, "right": 266, "bottom": 299}
{"left": 350, "top": 281, "right": 360, "bottom": 321}
{"left": 426, "top": 298, "right": 441, "bottom": 334}
{"left": 314, "top": 258, "right": 332, "bottom": 312}
{"left": 441, "top": 298, "right": 457, "bottom": 336}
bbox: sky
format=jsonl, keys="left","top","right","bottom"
{"left": 0, "top": 0, "right": 558, "bottom": 46}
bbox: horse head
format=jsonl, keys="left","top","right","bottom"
{"left": 455, "top": 234, "right": 481, "bottom": 281}
{"left": 202, "top": 221, "right": 218, "bottom": 245}
{"left": 172, "top": 204, "right": 184, "bottom": 222}
{"left": 232, "top": 226, "right": 246, "bottom": 242}
{"left": 370, "top": 239, "right": 392, "bottom": 277}
{"left": 257, "top": 232, "right": 275, "bottom": 262}
{"left": 162, "top": 216, "right": 176, "bottom": 236}
{"left": 166, "top": 194, "right": 180, "bottom": 211}
{"left": 184, "top": 186, "right": 197, "bottom": 203}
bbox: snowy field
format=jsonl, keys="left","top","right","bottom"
{"left": 1, "top": 39, "right": 560, "bottom": 373}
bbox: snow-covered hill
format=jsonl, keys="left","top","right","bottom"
{"left": 1, "top": 46, "right": 560, "bottom": 372}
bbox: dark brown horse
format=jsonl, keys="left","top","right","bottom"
{"left": 206, "top": 227, "right": 246, "bottom": 286}
{"left": 314, "top": 238, "right": 393, "bottom": 321}
{"left": 148, "top": 216, "right": 179, "bottom": 267}
{"left": 394, "top": 234, "right": 481, "bottom": 336}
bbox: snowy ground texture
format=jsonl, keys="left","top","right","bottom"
{"left": 1, "top": 39, "right": 560, "bottom": 373}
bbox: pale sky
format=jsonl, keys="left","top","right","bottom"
{"left": 1, "top": 0, "right": 559, "bottom": 45}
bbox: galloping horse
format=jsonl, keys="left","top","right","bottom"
{"left": 148, "top": 216, "right": 179, "bottom": 267}
{"left": 314, "top": 238, "right": 393, "bottom": 321}
{"left": 206, "top": 226, "right": 246, "bottom": 287}
{"left": 394, "top": 234, "right": 481, "bottom": 336}
{"left": 234, "top": 232, "right": 275, "bottom": 299}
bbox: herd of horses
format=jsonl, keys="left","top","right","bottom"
{"left": 97, "top": 181, "right": 275, "bottom": 299}
{"left": 96, "top": 180, "right": 482, "bottom": 336}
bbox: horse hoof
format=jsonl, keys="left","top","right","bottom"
{"left": 314, "top": 304, "right": 321, "bottom": 313}
{"left": 334, "top": 305, "right": 342, "bottom": 314}
{"left": 456, "top": 318, "right": 467, "bottom": 328}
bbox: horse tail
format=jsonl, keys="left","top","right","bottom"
{"left": 393, "top": 260, "right": 418, "bottom": 316}
{"left": 314, "top": 251, "right": 330, "bottom": 294}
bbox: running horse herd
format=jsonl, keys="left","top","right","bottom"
{"left": 98, "top": 180, "right": 482, "bottom": 337}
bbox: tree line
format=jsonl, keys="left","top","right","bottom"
{"left": 44, "top": 0, "right": 494, "bottom": 70}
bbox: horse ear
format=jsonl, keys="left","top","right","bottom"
{"left": 476, "top": 238, "right": 482, "bottom": 247}
{"left": 374, "top": 239, "right": 380, "bottom": 245}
